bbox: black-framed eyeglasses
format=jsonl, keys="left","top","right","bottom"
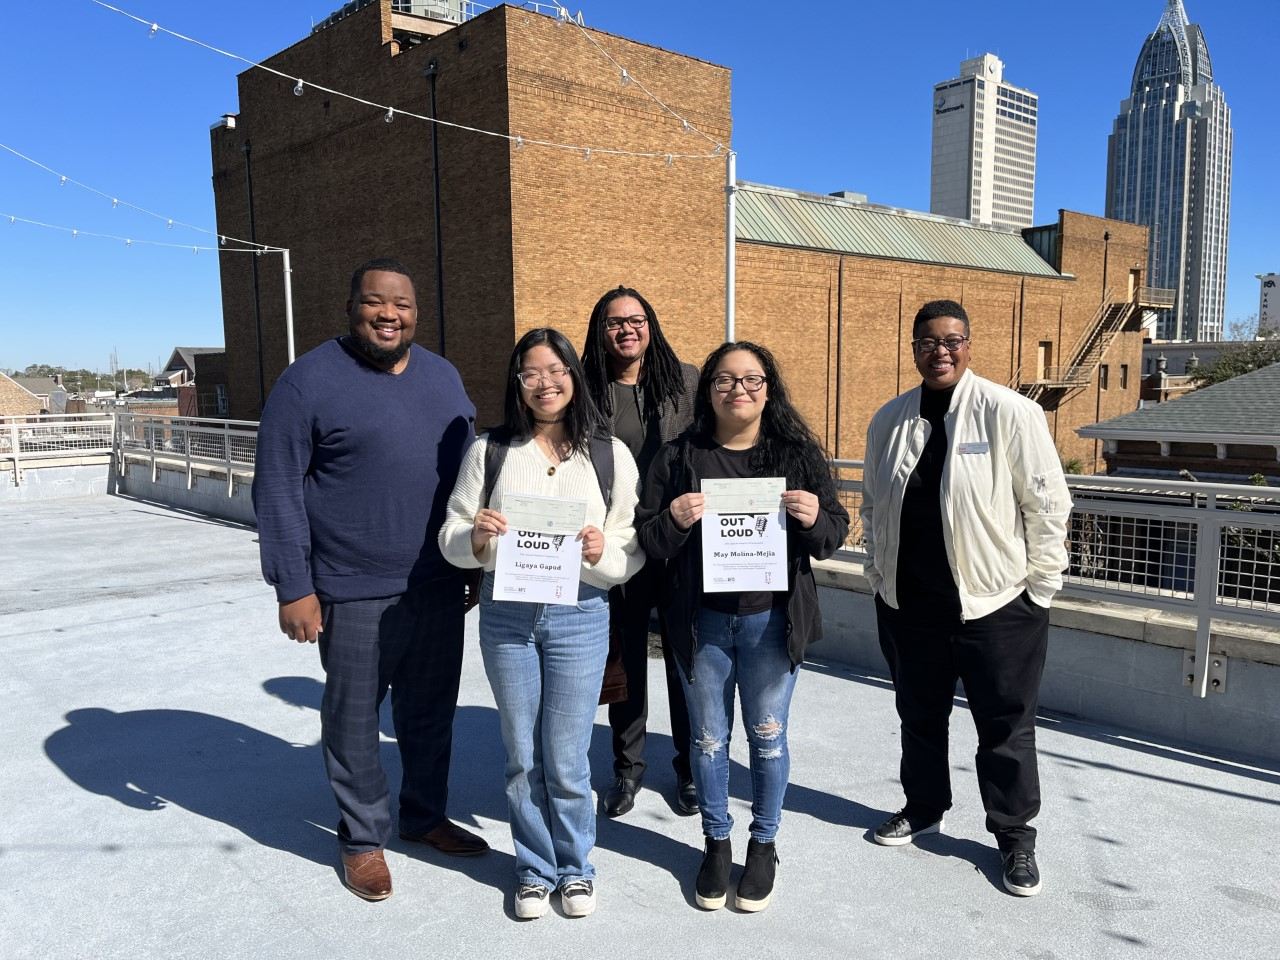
{"left": 515, "top": 367, "right": 571, "bottom": 388}
{"left": 912, "top": 336, "right": 970, "bottom": 353}
{"left": 604, "top": 315, "right": 648, "bottom": 331}
{"left": 712, "top": 374, "right": 767, "bottom": 393}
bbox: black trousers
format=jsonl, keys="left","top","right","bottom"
{"left": 318, "top": 573, "right": 465, "bottom": 855}
{"left": 875, "top": 589, "right": 1049, "bottom": 851}
{"left": 607, "top": 557, "right": 692, "bottom": 781}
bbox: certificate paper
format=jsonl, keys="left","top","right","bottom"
{"left": 493, "top": 493, "right": 587, "bottom": 605}
{"left": 700, "top": 478, "right": 788, "bottom": 592}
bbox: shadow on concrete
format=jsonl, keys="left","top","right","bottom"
{"left": 42, "top": 677, "right": 516, "bottom": 891}
{"left": 586, "top": 716, "right": 885, "bottom": 906}
{"left": 809, "top": 656, "right": 1280, "bottom": 786}
{"left": 262, "top": 675, "right": 519, "bottom": 892}
{"left": 44, "top": 705, "right": 336, "bottom": 865}
{"left": 108, "top": 490, "right": 255, "bottom": 530}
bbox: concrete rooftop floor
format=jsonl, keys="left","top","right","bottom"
{"left": 3, "top": 495, "right": 1279, "bottom": 960}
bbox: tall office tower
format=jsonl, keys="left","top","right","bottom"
{"left": 930, "top": 53, "right": 1038, "bottom": 230}
{"left": 1106, "top": 0, "right": 1232, "bottom": 341}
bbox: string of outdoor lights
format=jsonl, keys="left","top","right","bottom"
{"left": 0, "top": 141, "right": 272, "bottom": 252}
{"left": 87, "top": 0, "right": 728, "bottom": 163}
{"left": 1, "top": 212, "right": 276, "bottom": 254}
{"left": 561, "top": 7, "right": 721, "bottom": 150}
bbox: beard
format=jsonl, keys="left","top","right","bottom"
{"left": 350, "top": 326, "right": 412, "bottom": 367}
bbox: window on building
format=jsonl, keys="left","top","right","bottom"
{"left": 1121, "top": 364, "right": 1129, "bottom": 389}
{"left": 1099, "top": 365, "right": 1110, "bottom": 390}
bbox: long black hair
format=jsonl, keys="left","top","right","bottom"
{"left": 501, "top": 327, "right": 605, "bottom": 454}
{"left": 581, "top": 286, "right": 688, "bottom": 418}
{"left": 691, "top": 341, "right": 839, "bottom": 509}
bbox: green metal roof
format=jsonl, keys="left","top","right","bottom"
{"left": 735, "top": 182, "right": 1062, "bottom": 278}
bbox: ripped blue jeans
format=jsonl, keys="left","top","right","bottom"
{"left": 685, "top": 606, "right": 798, "bottom": 843}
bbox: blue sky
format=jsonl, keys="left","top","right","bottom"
{"left": 2, "top": 0, "right": 1273, "bottom": 373}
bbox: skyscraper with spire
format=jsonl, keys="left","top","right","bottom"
{"left": 1106, "top": 0, "right": 1232, "bottom": 341}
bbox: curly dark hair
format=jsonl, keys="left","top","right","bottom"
{"left": 501, "top": 327, "right": 605, "bottom": 453}
{"left": 581, "top": 286, "right": 688, "bottom": 419}
{"left": 691, "top": 341, "right": 839, "bottom": 509}
{"left": 913, "top": 299, "right": 970, "bottom": 336}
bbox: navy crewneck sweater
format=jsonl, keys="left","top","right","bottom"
{"left": 252, "top": 337, "right": 475, "bottom": 603}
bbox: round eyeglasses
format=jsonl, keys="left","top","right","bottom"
{"left": 516, "top": 368, "right": 571, "bottom": 388}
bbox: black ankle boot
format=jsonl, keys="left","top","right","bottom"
{"left": 695, "top": 837, "right": 732, "bottom": 910}
{"left": 734, "top": 838, "right": 778, "bottom": 912}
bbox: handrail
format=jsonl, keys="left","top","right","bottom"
{"left": 827, "top": 459, "right": 1279, "bottom": 697}
{"left": 2, "top": 413, "right": 115, "bottom": 485}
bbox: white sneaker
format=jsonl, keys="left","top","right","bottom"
{"left": 514, "top": 883, "right": 550, "bottom": 919}
{"left": 560, "top": 879, "right": 596, "bottom": 917}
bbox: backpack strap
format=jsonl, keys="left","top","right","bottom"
{"left": 481, "top": 427, "right": 513, "bottom": 510}
{"left": 588, "top": 433, "right": 615, "bottom": 510}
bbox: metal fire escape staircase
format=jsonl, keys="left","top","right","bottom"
{"left": 1015, "top": 288, "right": 1140, "bottom": 407}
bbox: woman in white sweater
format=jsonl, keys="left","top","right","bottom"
{"left": 439, "top": 327, "right": 643, "bottom": 920}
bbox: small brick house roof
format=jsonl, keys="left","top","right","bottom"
{"left": 1078, "top": 362, "right": 1280, "bottom": 443}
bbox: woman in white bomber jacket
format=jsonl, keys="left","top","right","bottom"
{"left": 859, "top": 299, "right": 1071, "bottom": 899}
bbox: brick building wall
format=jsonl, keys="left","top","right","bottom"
{"left": 0, "top": 374, "right": 43, "bottom": 417}
{"left": 211, "top": 2, "right": 730, "bottom": 424}
{"left": 212, "top": 3, "right": 1142, "bottom": 472}
{"left": 1102, "top": 440, "right": 1278, "bottom": 483}
{"left": 732, "top": 211, "right": 1149, "bottom": 471}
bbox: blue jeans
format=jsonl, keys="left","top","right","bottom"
{"left": 478, "top": 572, "right": 609, "bottom": 890}
{"left": 685, "top": 605, "right": 798, "bottom": 843}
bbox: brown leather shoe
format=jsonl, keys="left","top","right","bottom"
{"left": 340, "top": 849, "right": 393, "bottom": 901}
{"left": 399, "top": 819, "right": 489, "bottom": 857}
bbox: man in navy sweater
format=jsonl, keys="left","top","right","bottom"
{"left": 253, "top": 258, "right": 487, "bottom": 901}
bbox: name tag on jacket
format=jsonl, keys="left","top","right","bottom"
{"left": 957, "top": 442, "right": 990, "bottom": 455}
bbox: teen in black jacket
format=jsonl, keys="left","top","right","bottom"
{"left": 636, "top": 341, "right": 848, "bottom": 915}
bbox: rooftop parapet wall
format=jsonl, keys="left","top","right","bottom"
{"left": 814, "top": 557, "right": 1280, "bottom": 765}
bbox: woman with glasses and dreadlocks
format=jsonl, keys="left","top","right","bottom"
{"left": 439, "top": 327, "right": 643, "bottom": 920}
{"left": 636, "top": 340, "right": 848, "bottom": 914}
{"left": 581, "top": 286, "right": 700, "bottom": 822}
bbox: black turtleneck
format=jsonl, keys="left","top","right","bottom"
{"left": 894, "top": 384, "right": 961, "bottom": 614}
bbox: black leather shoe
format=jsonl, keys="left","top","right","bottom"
{"left": 676, "top": 775, "right": 699, "bottom": 816}
{"left": 399, "top": 819, "right": 489, "bottom": 857}
{"left": 603, "top": 776, "right": 640, "bottom": 817}
{"left": 1001, "top": 849, "right": 1042, "bottom": 896}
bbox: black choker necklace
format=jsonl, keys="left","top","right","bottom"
{"left": 533, "top": 416, "right": 565, "bottom": 424}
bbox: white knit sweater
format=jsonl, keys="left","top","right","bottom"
{"left": 438, "top": 434, "right": 643, "bottom": 590}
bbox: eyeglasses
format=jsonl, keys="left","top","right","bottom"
{"left": 516, "top": 367, "right": 571, "bottom": 388}
{"left": 711, "top": 374, "right": 767, "bottom": 393}
{"left": 912, "top": 336, "right": 970, "bottom": 353}
{"left": 604, "top": 315, "right": 648, "bottom": 331}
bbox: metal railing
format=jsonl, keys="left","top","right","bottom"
{"left": 10, "top": 420, "right": 1276, "bottom": 695}
{"left": 831, "top": 460, "right": 1280, "bottom": 696}
{"left": 115, "top": 413, "right": 259, "bottom": 497}
{"left": 1, "top": 413, "right": 114, "bottom": 484}
{"left": 1137, "top": 286, "right": 1177, "bottom": 308}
